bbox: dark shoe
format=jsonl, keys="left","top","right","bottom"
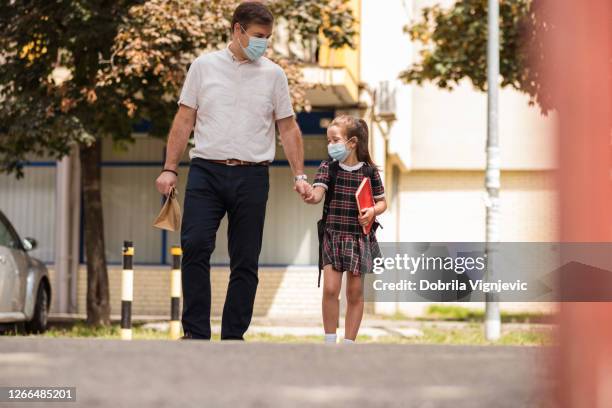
{"left": 180, "top": 331, "right": 211, "bottom": 340}
{"left": 220, "top": 335, "right": 245, "bottom": 341}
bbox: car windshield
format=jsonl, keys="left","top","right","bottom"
{"left": 0, "top": 213, "right": 21, "bottom": 249}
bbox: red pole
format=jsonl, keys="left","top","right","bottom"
{"left": 548, "top": 1, "right": 612, "bottom": 406}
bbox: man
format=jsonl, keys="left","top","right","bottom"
{"left": 155, "top": 2, "right": 311, "bottom": 340}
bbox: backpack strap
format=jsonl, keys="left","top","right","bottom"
{"left": 363, "top": 164, "right": 374, "bottom": 179}
{"left": 322, "top": 160, "right": 340, "bottom": 220}
{"left": 318, "top": 160, "right": 340, "bottom": 287}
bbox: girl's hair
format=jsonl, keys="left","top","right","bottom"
{"left": 329, "top": 115, "right": 377, "bottom": 168}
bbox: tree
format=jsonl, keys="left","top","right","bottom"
{"left": 0, "top": 0, "right": 142, "bottom": 326}
{"left": 0, "top": 0, "right": 355, "bottom": 326}
{"left": 401, "top": 0, "right": 554, "bottom": 114}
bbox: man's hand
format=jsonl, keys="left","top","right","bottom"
{"left": 358, "top": 207, "right": 375, "bottom": 226}
{"left": 294, "top": 179, "right": 312, "bottom": 198}
{"left": 156, "top": 171, "right": 177, "bottom": 196}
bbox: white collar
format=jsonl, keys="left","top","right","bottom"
{"left": 226, "top": 42, "right": 251, "bottom": 65}
{"left": 339, "top": 161, "right": 365, "bottom": 171}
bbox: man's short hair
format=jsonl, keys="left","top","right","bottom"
{"left": 231, "top": 1, "right": 274, "bottom": 32}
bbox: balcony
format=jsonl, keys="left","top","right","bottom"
{"left": 302, "top": 64, "right": 360, "bottom": 107}
{"left": 296, "top": 0, "right": 361, "bottom": 108}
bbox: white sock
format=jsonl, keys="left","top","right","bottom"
{"left": 343, "top": 338, "right": 355, "bottom": 344}
{"left": 324, "top": 333, "right": 337, "bottom": 344}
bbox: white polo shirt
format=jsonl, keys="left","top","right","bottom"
{"left": 177, "top": 44, "right": 295, "bottom": 163}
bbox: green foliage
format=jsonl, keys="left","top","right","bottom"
{"left": 401, "top": 0, "right": 552, "bottom": 113}
{"left": 0, "top": 0, "right": 140, "bottom": 177}
{"left": 268, "top": 0, "right": 357, "bottom": 50}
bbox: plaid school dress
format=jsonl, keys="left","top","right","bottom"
{"left": 313, "top": 160, "right": 385, "bottom": 276}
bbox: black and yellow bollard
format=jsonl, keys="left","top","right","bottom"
{"left": 121, "top": 241, "right": 134, "bottom": 340}
{"left": 169, "top": 246, "right": 182, "bottom": 339}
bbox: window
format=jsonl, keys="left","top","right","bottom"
{"left": 0, "top": 217, "right": 18, "bottom": 249}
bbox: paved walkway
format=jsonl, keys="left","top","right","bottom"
{"left": 49, "top": 313, "right": 553, "bottom": 340}
{"left": 0, "top": 337, "right": 554, "bottom": 407}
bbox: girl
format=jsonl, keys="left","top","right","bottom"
{"left": 304, "top": 115, "right": 387, "bottom": 344}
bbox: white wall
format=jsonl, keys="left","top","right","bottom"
{"left": 361, "top": 0, "right": 415, "bottom": 170}
{"left": 411, "top": 82, "right": 558, "bottom": 170}
{"left": 0, "top": 165, "right": 56, "bottom": 262}
{"left": 396, "top": 170, "right": 559, "bottom": 242}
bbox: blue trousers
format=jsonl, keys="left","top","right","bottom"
{"left": 180, "top": 158, "right": 269, "bottom": 340}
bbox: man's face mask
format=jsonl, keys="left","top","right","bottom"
{"left": 239, "top": 24, "right": 268, "bottom": 61}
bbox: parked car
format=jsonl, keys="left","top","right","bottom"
{"left": 0, "top": 210, "right": 51, "bottom": 333}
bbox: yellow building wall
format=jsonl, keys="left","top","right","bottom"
{"left": 317, "top": 0, "right": 361, "bottom": 101}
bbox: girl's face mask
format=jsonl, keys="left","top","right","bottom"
{"left": 327, "top": 137, "right": 355, "bottom": 162}
{"left": 239, "top": 24, "right": 268, "bottom": 61}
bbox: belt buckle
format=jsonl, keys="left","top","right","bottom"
{"left": 226, "top": 159, "right": 239, "bottom": 166}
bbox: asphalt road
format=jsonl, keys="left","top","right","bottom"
{"left": 0, "top": 338, "right": 554, "bottom": 408}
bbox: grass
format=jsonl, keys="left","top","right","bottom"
{"left": 382, "top": 305, "right": 553, "bottom": 324}
{"left": 40, "top": 322, "right": 173, "bottom": 340}
{"left": 1, "top": 320, "right": 552, "bottom": 346}
{"left": 398, "top": 324, "right": 551, "bottom": 346}
{"left": 245, "top": 327, "right": 551, "bottom": 346}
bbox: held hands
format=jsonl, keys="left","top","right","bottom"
{"left": 301, "top": 184, "right": 324, "bottom": 204}
{"left": 295, "top": 180, "right": 322, "bottom": 204}
{"left": 302, "top": 187, "right": 318, "bottom": 204}
{"left": 358, "top": 207, "right": 375, "bottom": 226}
{"left": 294, "top": 179, "right": 312, "bottom": 200}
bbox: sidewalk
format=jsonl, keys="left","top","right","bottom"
{"left": 0, "top": 336, "right": 554, "bottom": 407}
{"left": 49, "top": 313, "right": 554, "bottom": 341}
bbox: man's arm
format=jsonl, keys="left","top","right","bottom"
{"left": 155, "top": 105, "right": 197, "bottom": 195}
{"left": 277, "top": 115, "right": 303, "bottom": 176}
{"left": 276, "top": 115, "right": 310, "bottom": 196}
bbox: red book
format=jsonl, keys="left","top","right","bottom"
{"left": 355, "top": 177, "right": 375, "bottom": 235}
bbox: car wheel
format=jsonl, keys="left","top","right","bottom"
{"left": 25, "top": 284, "right": 49, "bottom": 334}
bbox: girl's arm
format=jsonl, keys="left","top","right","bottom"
{"left": 373, "top": 197, "right": 387, "bottom": 215}
{"left": 304, "top": 186, "right": 326, "bottom": 204}
{"left": 359, "top": 197, "right": 387, "bottom": 226}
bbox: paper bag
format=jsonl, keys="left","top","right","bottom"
{"left": 153, "top": 187, "right": 182, "bottom": 232}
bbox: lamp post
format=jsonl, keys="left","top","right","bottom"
{"left": 484, "top": 0, "right": 501, "bottom": 341}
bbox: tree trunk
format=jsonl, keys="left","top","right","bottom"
{"left": 80, "top": 140, "right": 111, "bottom": 326}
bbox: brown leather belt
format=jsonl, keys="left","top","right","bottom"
{"left": 204, "top": 158, "right": 270, "bottom": 167}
